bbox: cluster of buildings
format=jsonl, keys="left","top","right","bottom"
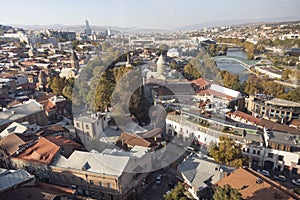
{"left": 0, "top": 20, "right": 299, "bottom": 200}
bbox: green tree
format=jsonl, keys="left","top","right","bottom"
{"left": 243, "top": 75, "right": 263, "bottom": 95}
{"left": 281, "top": 68, "right": 292, "bottom": 81}
{"left": 94, "top": 75, "right": 115, "bottom": 112}
{"left": 62, "top": 85, "right": 73, "bottom": 100}
{"left": 215, "top": 71, "right": 241, "bottom": 91}
{"left": 163, "top": 183, "right": 191, "bottom": 200}
{"left": 213, "top": 184, "right": 242, "bottom": 200}
{"left": 262, "top": 81, "right": 284, "bottom": 97}
{"left": 50, "top": 77, "right": 64, "bottom": 95}
{"left": 209, "top": 136, "right": 246, "bottom": 167}
{"left": 278, "top": 87, "right": 300, "bottom": 103}
{"left": 208, "top": 44, "right": 217, "bottom": 56}
{"left": 183, "top": 63, "right": 201, "bottom": 80}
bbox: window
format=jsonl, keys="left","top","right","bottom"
{"left": 278, "top": 155, "right": 284, "bottom": 161}
{"left": 85, "top": 124, "right": 89, "bottom": 130}
{"left": 99, "top": 181, "right": 102, "bottom": 187}
{"left": 257, "top": 150, "right": 260, "bottom": 155}
{"left": 198, "top": 135, "right": 200, "bottom": 139}
{"left": 90, "top": 180, "right": 94, "bottom": 185}
{"left": 76, "top": 123, "right": 80, "bottom": 128}
{"left": 268, "top": 153, "right": 274, "bottom": 158}
{"left": 253, "top": 150, "right": 256, "bottom": 154}
{"left": 107, "top": 183, "right": 112, "bottom": 189}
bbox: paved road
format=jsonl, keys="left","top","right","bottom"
{"left": 139, "top": 170, "right": 179, "bottom": 200}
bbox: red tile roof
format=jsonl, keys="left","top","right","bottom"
{"left": 191, "top": 78, "right": 210, "bottom": 88}
{"left": 12, "top": 137, "right": 60, "bottom": 165}
{"left": 118, "top": 132, "right": 151, "bottom": 147}
{"left": 215, "top": 168, "right": 297, "bottom": 200}
{"left": 46, "top": 135, "right": 81, "bottom": 149}
{"left": 0, "top": 133, "right": 25, "bottom": 155}
{"left": 0, "top": 182, "right": 75, "bottom": 200}
{"left": 291, "top": 119, "right": 300, "bottom": 128}
{"left": 258, "top": 119, "right": 300, "bottom": 135}
{"left": 196, "top": 89, "right": 235, "bottom": 100}
{"left": 229, "top": 111, "right": 261, "bottom": 125}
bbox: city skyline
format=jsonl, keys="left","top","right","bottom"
{"left": 1, "top": 0, "right": 300, "bottom": 29}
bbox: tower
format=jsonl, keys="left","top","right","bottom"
{"left": 157, "top": 54, "right": 166, "bottom": 74}
{"left": 107, "top": 27, "right": 111, "bottom": 37}
{"left": 85, "top": 20, "right": 92, "bottom": 35}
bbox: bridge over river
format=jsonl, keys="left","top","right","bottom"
{"left": 212, "top": 55, "right": 261, "bottom": 69}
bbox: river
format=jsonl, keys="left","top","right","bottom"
{"left": 215, "top": 48, "right": 251, "bottom": 82}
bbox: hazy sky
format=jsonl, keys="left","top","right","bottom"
{"left": 1, "top": 0, "right": 299, "bottom": 28}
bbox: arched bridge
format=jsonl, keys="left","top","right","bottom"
{"left": 212, "top": 55, "right": 261, "bottom": 69}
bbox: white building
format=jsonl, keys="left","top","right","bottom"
{"left": 280, "top": 34, "right": 299, "bottom": 40}
{"left": 166, "top": 112, "right": 300, "bottom": 174}
{"left": 73, "top": 112, "right": 109, "bottom": 139}
{"left": 167, "top": 48, "right": 180, "bottom": 58}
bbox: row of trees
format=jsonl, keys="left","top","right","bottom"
{"left": 258, "top": 38, "right": 300, "bottom": 49}
{"left": 217, "top": 37, "right": 263, "bottom": 60}
{"left": 183, "top": 49, "right": 220, "bottom": 81}
{"left": 243, "top": 75, "right": 285, "bottom": 97}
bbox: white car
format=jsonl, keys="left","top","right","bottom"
{"left": 257, "top": 169, "right": 270, "bottom": 177}
{"left": 274, "top": 175, "right": 286, "bottom": 182}
{"left": 156, "top": 175, "right": 162, "bottom": 184}
{"left": 292, "top": 179, "right": 300, "bottom": 186}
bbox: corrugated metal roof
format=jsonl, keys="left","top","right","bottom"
{"left": 178, "top": 156, "right": 221, "bottom": 189}
{"left": 0, "top": 169, "right": 34, "bottom": 192}
{"left": 53, "top": 150, "right": 130, "bottom": 177}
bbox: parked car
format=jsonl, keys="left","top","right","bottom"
{"left": 292, "top": 179, "right": 300, "bottom": 186}
{"left": 257, "top": 169, "right": 270, "bottom": 177}
{"left": 156, "top": 174, "right": 162, "bottom": 184}
{"left": 274, "top": 175, "right": 286, "bottom": 182}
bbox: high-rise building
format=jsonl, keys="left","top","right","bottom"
{"left": 85, "top": 20, "right": 92, "bottom": 35}
{"left": 107, "top": 27, "right": 111, "bottom": 37}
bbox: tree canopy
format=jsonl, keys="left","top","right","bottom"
{"left": 214, "top": 70, "right": 241, "bottom": 91}
{"left": 209, "top": 136, "right": 246, "bottom": 167}
{"left": 213, "top": 184, "right": 242, "bottom": 200}
{"left": 243, "top": 75, "right": 284, "bottom": 97}
{"left": 163, "top": 183, "right": 192, "bottom": 200}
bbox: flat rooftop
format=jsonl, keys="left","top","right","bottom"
{"left": 265, "top": 98, "right": 300, "bottom": 107}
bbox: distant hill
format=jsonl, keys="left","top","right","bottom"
{"left": 177, "top": 16, "right": 300, "bottom": 31}
{"left": 6, "top": 16, "right": 300, "bottom": 33}
{"left": 0, "top": 24, "right": 14, "bottom": 32}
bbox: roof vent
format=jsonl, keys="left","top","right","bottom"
{"left": 256, "top": 178, "right": 263, "bottom": 184}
